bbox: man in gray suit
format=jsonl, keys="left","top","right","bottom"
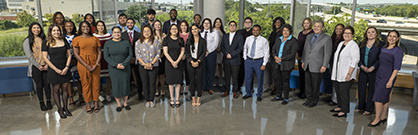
{"left": 301, "top": 21, "right": 332, "bottom": 108}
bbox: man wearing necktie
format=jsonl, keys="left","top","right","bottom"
{"left": 242, "top": 25, "right": 269, "bottom": 101}
{"left": 301, "top": 21, "right": 332, "bottom": 108}
{"left": 121, "top": 18, "right": 143, "bottom": 100}
{"left": 109, "top": 13, "right": 141, "bottom": 35}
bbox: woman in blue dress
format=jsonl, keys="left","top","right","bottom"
{"left": 368, "top": 30, "right": 403, "bottom": 127}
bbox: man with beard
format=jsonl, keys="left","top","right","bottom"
{"left": 236, "top": 17, "right": 254, "bottom": 93}
{"left": 162, "top": 9, "right": 181, "bottom": 34}
{"left": 121, "top": 18, "right": 143, "bottom": 100}
{"left": 141, "top": 9, "right": 156, "bottom": 29}
{"left": 109, "top": 13, "right": 141, "bottom": 35}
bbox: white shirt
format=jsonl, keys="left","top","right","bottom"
{"left": 127, "top": 29, "right": 134, "bottom": 38}
{"left": 331, "top": 40, "right": 360, "bottom": 82}
{"left": 170, "top": 21, "right": 177, "bottom": 26}
{"left": 229, "top": 32, "right": 236, "bottom": 45}
{"left": 200, "top": 29, "right": 219, "bottom": 53}
{"left": 191, "top": 42, "right": 198, "bottom": 59}
{"left": 243, "top": 35, "right": 270, "bottom": 66}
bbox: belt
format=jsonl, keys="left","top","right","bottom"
{"left": 247, "top": 57, "right": 262, "bottom": 61}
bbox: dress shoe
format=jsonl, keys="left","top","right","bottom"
{"left": 125, "top": 105, "right": 131, "bottom": 110}
{"left": 257, "top": 97, "right": 262, "bottom": 101}
{"left": 116, "top": 107, "right": 123, "bottom": 112}
{"left": 367, "top": 121, "right": 381, "bottom": 127}
{"left": 332, "top": 113, "right": 347, "bottom": 117}
{"left": 209, "top": 90, "right": 214, "bottom": 95}
{"left": 46, "top": 100, "right": 53, "bottom": 110}
{"left": 302, "top": 101, "right": 309, "bottom": 106}
{"left": 233, "top": 93, "right": 239, "bottom": 98}
{"left": 271, "top": 97, "right": 283, "bottom": 101}
{"left": 329, "top": 109, "right": 341, "bottom": 113}
{"left": 221, "top": 92, "right": 229, "bottom": 97}
{"left": 307, "top": 103, "right": 317, "bottom": 108}
{"left": 281, "top": 99, "right": 289, "bottom": 105}
{"left": 328, "top": 101, "right": 338, "bottom": 106}
{"left": 63, "top": 108, "right": 72, "bottom": 116}
{"left": 39, "top": 101, "right": 47, "bottom": 111}
{"left": 380, "top": 118, "right": 387, "bottom": 124}
{"left": 242, "top": 95, "right": 251, "bottom": 99}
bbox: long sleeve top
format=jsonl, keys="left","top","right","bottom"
{"left": 243, "top": 35, "right": 270, "bottom": 66}
{"left": 200, "top": 29, "right": 219, "bottom": 53}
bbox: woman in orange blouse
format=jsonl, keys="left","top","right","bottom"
{"left": 73, "top": 21, "right": 102, "bottom": 114}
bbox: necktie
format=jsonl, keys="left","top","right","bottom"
{"left": 129, "top": 32, "right": 133, "bottom": 43}
{"left": 311, "top": 35, "right": 317, "bottom": 49}
{"left": 204, "top": 31, "right": 208, "bottom": 41}
{"left": 123, "top": 27, "right": 125, "bottom": 32}
{"left": 250, "top": 37, "right": 257, "bottom": 58}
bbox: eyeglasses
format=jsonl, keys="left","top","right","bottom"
{"left": 229, "top": 25, "right": 237, "bottom": 27}
{"left": 343, "top": 32, "right": 352, "bottom": 35}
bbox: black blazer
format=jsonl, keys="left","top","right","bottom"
{"left": 162, "top": 19, "right": 181, "bottom": 34}
{"left": 186, "top": 36, "right": 207, "bottom": 65}
{"left": 358, "top": 41, "right": 384, "bottom": 72}
{"left": 121, "top": 31, "right": 141, "bottom": 46}
{"left": 272, "top": 36, "right": 299, "bottom": 71}
{"left": 220, "top": 33, "right": 244, "bottom": 65}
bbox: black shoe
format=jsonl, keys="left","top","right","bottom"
{"left": 63, "top": 108, "right": 72, "bottom": 116}
{"left": 328, "top": 101, "right": 338, "bottom": 106}
{"left": 124, "top": 105, "right": 131, "bottom": 110}
{"left": 242, "top": 95, "right": 251, "bottom": 99}
{"left": 367, "top": 121, "right": 381, "bottom": 127}
{"left": 329, "top": 109, "right": 340, "bottom": 113}
{"left": 380, "top": 118, "right": 387, "bottom": 124}
{"left": 332, "top": 113, "right": 347, "bottom": 117}
{"left": 46, "top": 100, "right": 53, "bottom": 110}
{"left": 307, "top": 103, "right": 317, "bottom": 108}
{"left": 116, "top": 107, "right": 123, "bottom": 112}
{"left": 58, "top": 109, "right": 67, "bottom": 119}
{"left": 302, "top": 101, "right": 309, "bottom": 106}
{"left": 40, "top": 101, "right": 47, "bottom": 111}
{"left": 257, "top": 97, "right": 262, "bottom": 101}
{"left": 271, "top": 97, "right": 283, "bottom": 101}
{"left": 281, "top": 99, "right": 289, "bottom": 105}
{"left": 138, "top": 94, "right": 144, "bottom": 100}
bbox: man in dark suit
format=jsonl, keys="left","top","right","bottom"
{"left": 236, "top": 17, "right": 253, "bottom": 92}
{"left": 162, "top": 9, "right": 181, "bottom": 34}
{"left": 301, "top": 20, "right": 332, "bottom": 107}
{"left": 220, "top": 21, "right": 244, "bottom": 98}
{"left": 121, "top": 18, "right": 143, "bottom": 100}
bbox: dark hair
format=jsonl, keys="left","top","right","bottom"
{"left": 63, "top": 20, "right": 77, "bottom": 36}
{"left": 139, "top": 25, "right": 155, "bottom": 45}
{"left": 26, "top": 22, "right": 46, "bottom": 52}
{"left": 302, "top": 17, "right": 313, "bottom": 31}
{"left": 179, "top": 20, "right": 189, "bottom": 33}
{"left": 111, "top": 26, "right": 122, "bottom": 34}
{"left": 95, "top": 21, "right": 107, "bottom": 34}
{"left": 360, "top": 26, "right": 380, "bottom": 48}
{"left": 84, "top": 13, "right": 96, "bottom": 27}
{"left": 253, "top": 24, "right": 261, "bottom": 30}
{"left": 244, "top": 17, "right": 253, "bottom": 23}
{"left": 384, "top": 30, "right": 400, "bottom": 48}
{"left": 147, "top": 9, "right": 156, "bottom": 15}
{"left": 194, "top": 14, "right": 201, "bottom": 20}
{"left": 314, "top": 20, "right": 325, "bottom": 27}
{"left": 170, "top": 9, "right": 177, "bottom": 14}
{"left": 167, "top": 24, "right": 183, "bottom": 47}
{"left": 343, "top": 26, "right": 355, "bottom": 35}
{"left": 127, "top": 18, "right": 135, "bottom": 24}
{"left": 52, "top": 11, "right": 65, "bottom": 25}
{"left": 187, "top": 24, "right": 202, "bottom": 53}
{"left": 200, "top": 18, "right": 213, "bottom": 33}
{"left": 229, "top": 21, "right": 237, "bottom": 26}
{"left": 118, "top": 13, "right": 127, "bottom": 19}
{"left": 281, "top": 24, "right": 293, "bottom": 35}
{"left": 153, "top": 20, "right": 162, "bottom": 32}
{"left": 331, "top": 24, "right": 344, "bottom": 45}
{"left": 47, "top": 24, "right": 64, "bottom": 47}
{"left": 213, "top": 18, "right": 226, "bottom": 35}
{"left": 272, "top": 17, "right": 285, "bottom": 32}
{"left": 78, "top": 21, "right": 93, "bottom": 36}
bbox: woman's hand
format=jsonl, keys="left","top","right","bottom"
{"left": 386, "top": 80, "right": 393, "bottom": 89}
{"left": 61, "top": 67, "right": 69, "bottom": 75}
{"left": 55, "top": 69, "right": 63, "bottom": 75}
{"left": 345, "top": 74, "right": 351, "bottom": 81}
{"left": 172, "top": 61, "right": 178, "bottom": 68}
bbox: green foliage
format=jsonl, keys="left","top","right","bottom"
{"left": 0, "top": 34, "right": 27, "bottom": 57}
{"left": 325, "top": 6, "right": 342, "bottom": 15}
{"left": 155, "top": 13, "right": 170, "bottom": 23}
{"left": 16, "top": 10, "right": 37, "bottom": 27}
{"left": 72, "top": 13, "right": 83, "bottom": 25}
{"left": 125, "top": 4, "right": 149, "bottom": 24}
{"left": 324, "top": 13, "right": 368, "bottom": 43}
{"left": 374, "top": 4, "right": 418, "bottom": 17}
{"left": 0, "top": 20, "right": 19, "bottom": 30}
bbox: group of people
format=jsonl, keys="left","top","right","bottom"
{"left": 24, "top": 8, "right": 403, "bottom": 127}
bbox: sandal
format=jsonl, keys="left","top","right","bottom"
{"left": 176, "top": 100, "right": 181, "bottom": 107}
{"left": 79, "top": 95, "right": 85, "bottom": 105}
{"left": 69, "top": 102, "right": 76, "bottom": 107}
{"left": 170, "top": 100, "right": 175, "bottom": 108}
{"left": 363, "top": 111, "right": 371, "bottom": 115}
{"left": 94, "top": 108, "right": 100, "bottom": 113}
{"left": 87, "top": 109, "right": 93, "bottom": 114}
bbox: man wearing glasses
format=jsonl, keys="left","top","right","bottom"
{"left": 236, "top": 17, "right": 254, "bottom": 93}
{"left": 162, "top": 9, "right": 181, "bottom": 34}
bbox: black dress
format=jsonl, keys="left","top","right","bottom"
{"left": 42, "top": 40, "right": 72, "bottom": 84}
{"left": 163, "top": 36, "right": 184, "bottom": 84}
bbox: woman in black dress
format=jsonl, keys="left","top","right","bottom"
{"left": 42, "top": 24, "right": 73, "bottom": 118}
{"left": 163, "top": 24, "right": 185, "bottom": 108}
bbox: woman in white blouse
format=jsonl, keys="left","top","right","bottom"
{"left": 200, "top": 18, "right": 219, "bottom": 95}
{"left": 330, "top": 26, "right": 360, "bottom": 117}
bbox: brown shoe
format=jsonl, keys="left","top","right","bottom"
{"left": 209, "top": 90, "right": 214, "bottom": 95}
{"left": 221, "top": 92, "right": 229, "bottom": 97}
{"left": 233, "top": 93, "right": 239, "bottom": 98}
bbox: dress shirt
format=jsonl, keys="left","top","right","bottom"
{"left": 243, "top": 35, "right": 270, "bottom": 66}
{"left": 191, "top": 42, "right": 198, "bottom": 59}
{"left": 331, "top": 40, "right": 360, "bottom": 82}
{"left": 170, "top": 20, "right": 177, "bottom": 25}
{"left": 200, "top": 29, "right": 219, "bottom": 53}
{"left": 135, "top": 39, "right": 161, "bottom": 67}
{"left": 229, "top": 32, "right": 236, "bottom": 45}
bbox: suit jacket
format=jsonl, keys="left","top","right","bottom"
{"left": 162, "top": 19, "right": 181, "bottom": 34}
{"left": 220, "top": 32, "right": 244, "bottom": 65}
{"left": 272, "top": 36, "right": 298, "bottom": 71}
{"left": 236, "top": 28, "right": 253, "bottom": 42}
{"left": 121, "top": 31, "right": 140, "bottom": 64}
{"left": 358, "top": 41, "right": 384, "bottom": 72}
{"left": 301, "top": 33, "right": 332, "bottom": 73}
{"left": 186, "top": 36, "right": 207, "bottom": 65}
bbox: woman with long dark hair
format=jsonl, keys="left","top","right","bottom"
{"left": 73, "top": 21, "right": 102, "bottom": 114}
{"left": 93, "top": 21, "right": 112, "bottom": 102}
{"left": 328, "top": 24, "right": 345, "bottom": 105}
{"left": 154, "top": 20, "right": 166, "bottom": 97}
{"left": 84, "top": 13, "right": 96, "bottom": 34}
{"left": 213, "top": 18, "right": 226, "bottom": 87}
{"left": 163, "top": 24, "right": 185, "bottom": 108}
{"left": 268, "top": 17, "right": 285, "bottom": 95}
{"left": 179, "top": 20, "right": 190, "bottom": 96}
{"left": 200, "top": 18, "right": 219, "bottom": 95}
{"left": 356, "top": 27, "right": 384, "bottom": 115}
{"left": 368, "top": 30, "right": 403, "bottom": 127}
{"left": 63, "top": 20, "right": 84, "bottom": 106}
{"left": 186, "top": 24, "right": 206, "bottom": 106}
{"left": 23, "top": 22, "right": 52, "bottom": 111}
{"left": 42, "top": 24, "right": 73, "bottom": 118}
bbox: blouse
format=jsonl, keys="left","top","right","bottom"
{"left": 200, "top": 29, "right": 219, "bottom": 53}
{"left": 135, "top": 39, "right": 161, "bottom": 67}
{"left": 331, "top": 40, "right": 360, "bottom": 82}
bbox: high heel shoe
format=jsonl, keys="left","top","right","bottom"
{"left": 39, "top": 101, "right": 47, "bottom": 111}
{"left": 367, "top": 121, "right": 381, "bottom": 127}
{"left": 380, "top": 118, "right": 387, "bottom": 124}
{"left": 63, "top": 108, "right": 72, "bottom": 116}
{"left": 58, "top": 109, "right": 67, "bottom": 119}
{"left": 170, "top": 100, "right": 175, "bottom": 108}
